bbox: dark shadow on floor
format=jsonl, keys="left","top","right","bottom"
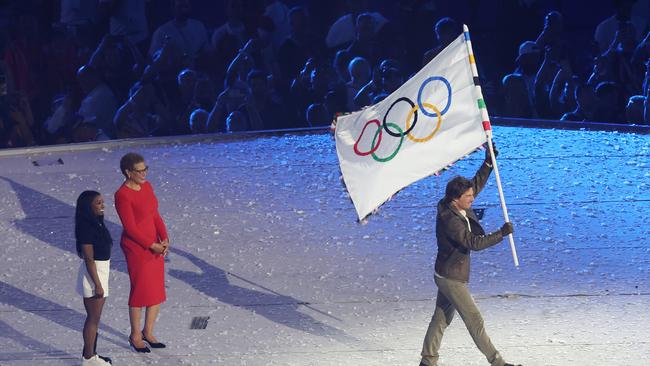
{"left": 0, "top": 281, "right": 128, "bottom": 350}
{"left": 169, "top": 247, "right": 357, "bottom": 342}
{"left": 0, "top": 176, "right": 128, "bottom": 273}
{"left": 0, "top": 319, "right": 76, "bottom": 361}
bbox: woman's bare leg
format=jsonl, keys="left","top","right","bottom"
{"left": 129, "top": 306, "right": 147, "bottom": 347}
{"left": 82, "top": 297, "right": 106, "bottom": 359}
{"left": 143, "top": 304, "right": 161, "bottom": 342}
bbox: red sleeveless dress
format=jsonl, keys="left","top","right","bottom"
{"left": 115, "top": 181, "right": 167, "bottom": 307}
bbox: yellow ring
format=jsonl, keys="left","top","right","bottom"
{"left": 405, "top": 102, "right": 442, "bottom": 143}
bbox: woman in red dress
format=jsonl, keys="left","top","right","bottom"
{"left": 115, "top": 152, "right": 169, "bottom": 352}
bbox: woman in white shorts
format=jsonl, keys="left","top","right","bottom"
{"left": 75, "top": 191, "right": 113, "bottom": 365}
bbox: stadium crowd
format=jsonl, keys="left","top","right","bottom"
{"left": 0, "top": 0, "right": 648, "bottom": 148}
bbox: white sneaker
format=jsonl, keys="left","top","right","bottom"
{"left": 82, "top": 354, "right": 111, "bottom": 365}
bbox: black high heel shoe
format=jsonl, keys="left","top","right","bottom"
{"left": 129, "top": 338, "right": 151, "bottom": 353}
{"left": 142, "top": 336, "right": 166, "bottom": 349}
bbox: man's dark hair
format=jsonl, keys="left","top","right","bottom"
{"left": 356, "top": 12, "right": 373, "bottom": 27}
{"left": 381, "top": 67, "right": 401, "bottom": 80}
{"left": 120, "top": 152, "right": 145, "bottom": 178}
{"left": 246, "top": 69, "right": 266, "bottom": 83}
{"left": 435, "top": 17, "right": 461, "bottom": 39}
{"left": 574, "top": 83, "right": 593, "bottom": 101}
{"left": 595, "top": 81, "right": 619, "bottom": 98}
{"left": 289, "top": 6, "right": 306, "bottom": 18}
{"left": 443, "top": 176, "right": 472, "bottom": 204}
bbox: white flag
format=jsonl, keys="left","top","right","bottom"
{"left": 335, "top": 33, "right": 487, "bottom": 220}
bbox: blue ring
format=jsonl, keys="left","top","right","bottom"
{"left": 417, "top": 76, "right": 452, "bottom": 118}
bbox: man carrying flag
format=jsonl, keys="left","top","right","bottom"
{"left": 334, "top": 25, "right": 521, "bottom": 364}
{"left": 419, "top": 144, "right": 520, "bottom": 366}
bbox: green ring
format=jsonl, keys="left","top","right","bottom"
{"left": 371, "top": 122, "right": 404, "bottom": 162}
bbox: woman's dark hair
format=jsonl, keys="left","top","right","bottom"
{"left": 443, "top": 176, "right": 473, "bottom": 204}
{"left": 120, "top": 152, "right": 144, "bottom": 178}
{"left": 75, "top": 190, "right": 102, "bottom": 258}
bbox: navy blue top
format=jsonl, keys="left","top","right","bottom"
{"left": 76, "top": 217, "right": 113, "bottom": 260}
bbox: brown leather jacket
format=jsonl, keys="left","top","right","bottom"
{"left": 434, "top": 161, "right": 505, "bottom": 282}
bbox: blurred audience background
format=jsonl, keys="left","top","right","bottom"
{"left": 0, "top": 0, "right": 649, "bottom": 148}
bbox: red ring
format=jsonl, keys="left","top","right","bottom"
{"left": 354, "top": 119, "right": 382, "bottom": 156}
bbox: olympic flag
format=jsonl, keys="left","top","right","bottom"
{"left": 335, "top": 31, "right": 489, "bottom": 221}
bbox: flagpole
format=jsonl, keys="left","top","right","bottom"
{"left": 462, "top": 25, "right": 519, "bottom": 266}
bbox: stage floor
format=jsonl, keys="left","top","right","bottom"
{"left": 1, "top": 127, "right": 649, "bottom": 365}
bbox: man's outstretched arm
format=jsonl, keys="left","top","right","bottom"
{"left": 471, "top": 143, "right": 498, "bottom": 197}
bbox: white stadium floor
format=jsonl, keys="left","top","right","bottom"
{"left": 1, "top": 126, "right": 649, "bottom": 365}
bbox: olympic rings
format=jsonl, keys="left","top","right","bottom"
{"left": 371, "top": 122, "right": 404, "bottom": 162}
{"left": 417, "top": 76, "right": 452, "bottom": 118}
{"left": 383, "top": 97, "right": 417, "bottom": 137}
{"left": 350, "top": 75, "right": 452, "bottom": 163}
{"left": 353, "top": 119, "right": 382, "bottom": 156}
{"left": 405, "top": 102, "right": 442, "bottom": 143}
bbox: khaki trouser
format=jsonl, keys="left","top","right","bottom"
{"left": 420, "top": 275, "right": 505, "bottom": 366}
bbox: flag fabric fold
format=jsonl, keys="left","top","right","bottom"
{"left": 334, "top": 32, "right": 487, "bottom": 220}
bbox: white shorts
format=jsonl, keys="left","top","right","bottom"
{"left": 77, "top": 260, "right": 110, "bottom": 298}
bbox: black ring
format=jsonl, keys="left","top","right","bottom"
{"left": 383, "top": 97, "right": 418, "bottom": 137}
